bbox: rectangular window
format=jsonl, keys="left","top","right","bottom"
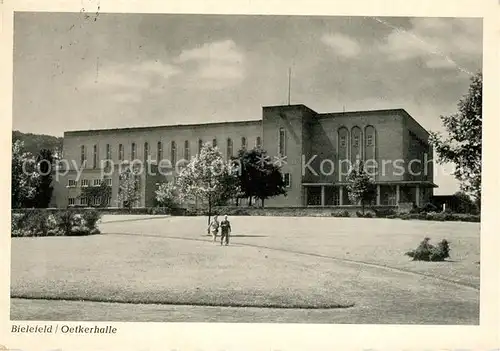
{"left": 241, "top": 137, "right": 247, "bottom": 150}
{"left": 134, "top": 175, "right": 141, "bottom": 192}
{"left": 198, "top": 139, "right": 203, "bottom": 154}
{"left": 306, "top": 186, "right": 321, "bottom": 206}
{"left": 256, "top": 136, "right": 262, "bottom": 148}
{"left": 68, "top": 198, "right": 75, "bottom": 206}
{"left": 278, "top": 128, "right": 286, "bottom": 156}
{"left": 340, "top": 136, "right": 346, "bottom": 148}
{"left": 93, "top": 144, "right": 98, "bottom": 169}
{"left": 105, "top": 178, "right": 112, "bottom": 186}
{"left": 227, "top": 138, "right": 233, "bottom": 159}
{"left": 131, "top": 143, "right": 136, "bottom": 160}
{"left": 212, "top": 138, "right": 217, "bottom": 148}
{"left": 283, "top": 173, "right": 291, "bottom": 188}
{"left": 93, "top": 179, "right": 102, "bottom": 186}
{"left": 184, "top": 140, "right": 190, "bottom": 160}
{"left": 80, "top": 145, "right": 86, "bottom": 166}
{"left": 92, "top": 197, "right": 100, "bottom": 206}
{"left": 81, "top": 179, "right": 89, "bottom": 187}
{"left": 157, "top": 142, "right": 163, "bottom": 163}
{"left": 366, "top": 135, "right": 373, "bottom": 147}
{"left": 353, "top": 136, "right": 359, "bottom": 148}
{"left": 68, "top": 179, "right": 77, "bottom": 187}
{"left": 333, "top": 191, "right": 340, "bottom": 206}
{"left": 119, "top": 144, "right": 124, "bottom": 161}
{"left": 171, "top": 141, "right": 177, "bottom": 165}
{"left": 79, "top": 197, "right": 88, "bottom": 206}
{"left": 106, "top": 144, "right": 111, "bottom": 160}
{"left": 144, "top": 142, "right": 149, "bottom": 163}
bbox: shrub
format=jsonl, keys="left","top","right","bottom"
{"left": 147, "top": 207, "right": 172, "bottom": 215}
{"left": 355, "top": 211, "right": 373, "bottom": 218}
{"left": 372, "top": 207, "right": 396, "bottom": 218}
{"left": 231, "top": 208, "right": 251, "bottom": 216}
{"left": 409, "top": 213, "right": 427, "bottom": 220}
{"left": 184, "top": 208, "right": 199, "bottom": 216}
{"left": 72, "top": 213, "right": 84, "bottom": 226}
{"left": 405, "top": 237, "right": 451, "bottom": 261}
{"left": 54, "top": 210, "right": 75, "bottom": 235}
{"left": 411, "top": 202, "right": 438, "bottom": 214}
{"left": 332, "top": 210, "right": 350, "bottom": 218}
{"left": 11, "top": 209, "right": 104, "bottom": 237}
{"left": 69, "top": 225, "right": 91, "bottom": 236}
{"left": 24, "top": 211, "right": 50, "bottom": 237}
{"left": 81, "top": 209, "right": 102, "bottom": 230}
{"left": 11, "top": 212, "right": 28, "bottom": 233}
{"left": 458, "top": 214, "right": 480, "bottom": 222}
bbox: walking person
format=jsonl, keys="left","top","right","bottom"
{"left": 207, "top": 215, "right": 219, "bottom": 243}
{"left": 220, "top": 215, "right": 231, "bottom": 246}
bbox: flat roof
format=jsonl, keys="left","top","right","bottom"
{"left": 64, "top": 119, "right": 262, "bottom": 136}
{"left": 64, "top": 104, "right": 429, "bottom": 137}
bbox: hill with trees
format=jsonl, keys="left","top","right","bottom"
{"left": 12, "top": 130, "right": 63, "bottom": 156}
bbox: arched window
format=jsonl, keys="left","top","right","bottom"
{"left": 212, "top": 138, "right": 217, "bottom": 147}
{"left": 184, "top": 140, "right": 190, "bottom": 160}
{"left": 256, "top": 136, "right": 262, "bottom": 148}
{"left": 227, "top": 138, "right": 233, "bottom": 159}
{"left": 364, "top": 125, "right": 376, "bottom": 154}
{"left": 144, "top": 142, "right": 149, "bottom": 163}
{"left": 241, "top": 137, "right": 247, "bottom": 150}
{"left": 131, "top": 142, "right": 136, "bottom": 160}
{"left": 351, "top": 126, "right": 362, "bottom": 165}
{"left": 364, "top": 125, "right": 377, "bottom": 175}
{"left": 338, "top": 127, "right": 349, "bottom": 181}
{"left": 157, "top": 142, "right": 163, "bottom": 164}
{"left": 171, "top": 141, "right": 177, "bottom": 165}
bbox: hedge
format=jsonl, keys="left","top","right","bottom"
{"left": 391, "top": 212, "right": 480, "bottom": 222}
{"left": 11, "top": 209, "right": 103, "bottom": 237}
{"left": 11, "top": 206, "right": 480, "bottom": 225}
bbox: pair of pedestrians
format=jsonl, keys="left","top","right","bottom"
{"left": 207, "top": 215, "right": 231, "bottom": 246}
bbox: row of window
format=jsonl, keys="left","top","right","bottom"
{"left": 68, "top": 178, "right": 112, "bottom": 187}
{"left": 80, "top": 136, "right": 263, "bottom": 167}
{"left": 338, "top": 127, "right": 376, "bottom": 148}
{"left": 339, "top": 135, "right": 374, "bottom": 148}
{"left": 68, "top": 197, "right": 111, "bottom": 206}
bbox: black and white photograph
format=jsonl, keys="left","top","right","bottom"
{"left": 9, "top": 11, "right": 485, "bottom": 325}
{"left": 3, "top": 1, "right": 499, "bottom": 348}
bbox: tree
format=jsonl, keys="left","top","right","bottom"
{"left": 79, "top": 181, "right": 112, "bottom": 208}
{"left": 430, "top": 72, "right": 482, "bottom": 205}
{"left": 12, "top": 130, "right": 63, "bottom": 157}
{"left": 117, "top": 167, "right": 141, "bottom": 209}
{"left": 452, "top": 191, "right": 478, "bottom": 214}
{"left": 176, "top": 143, "right": 237, "bottom": 226}
{"left": 215, "top": 160, "right": 242, "bottom": 206}
{"left": 346, "top": 161, "right": 376, "bottom": 214}
{"left": 33, "top": 148, "right": 54, "bottom": 208}
{"left": 155, "top": 181, "right": 179, "bottom": 208}
{"left": 11, "top": 140, "right": 40, "bottom": 208}
{"left": 236, "top": 148, "right": 287, "bottom": 207}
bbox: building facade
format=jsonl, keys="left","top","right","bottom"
{"left": 52, "top": 104, "right": 436, "bottom": 208}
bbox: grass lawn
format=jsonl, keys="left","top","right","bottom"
{"left": 11, "top": 216, "right": 480, "bottom": 323}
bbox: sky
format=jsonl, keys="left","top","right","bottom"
{"left": 12, "top": 13, "right": 482, "bottom": 194}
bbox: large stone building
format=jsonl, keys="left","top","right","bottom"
{"left": 52, "top": 104, "right": 436, "bottom": 208}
